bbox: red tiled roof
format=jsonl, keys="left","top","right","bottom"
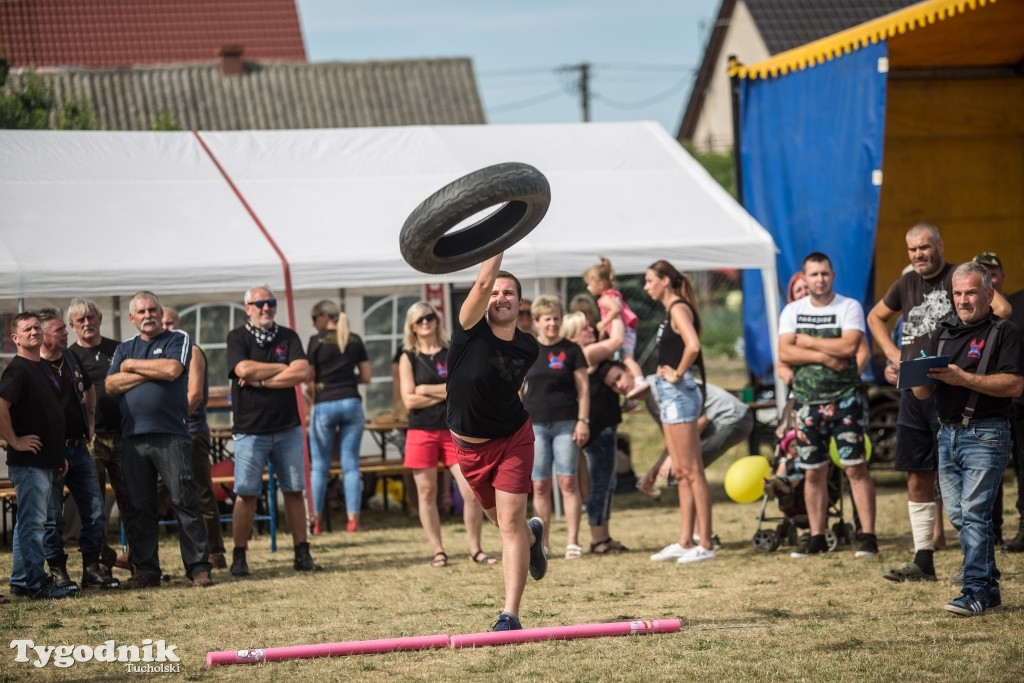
{"left": 0, "top": 0, "right": 306, "bottom": 68}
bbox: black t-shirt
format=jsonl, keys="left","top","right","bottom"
{"left": 307, "top": 330, "right": 368, "bottom": 404}
{"left": 405, "top": 348, "right": 449, "bottom": 431}
{"left": 882, "top": 262, "right": 955, "bottom": 361}
{"left": 523, "top": 338, "right": 587, "bottom": 422}
{"left": 446, "top": 317, "right": 538, "bottom": 439}
{"left": 589, "top": 361, "right": 623, "bottom": 434}
{"left": 227, "top": 325, "right": 306, "bottom": 434}
{"left": 926, "top": 312, "right": 1024, "bottom": 423}
{"left": 0, "top": 356, "right": 67, "bottom": 469}
{"left": 69, "top": 337, "right": 122, "bottom": 433}
{"left": 46, "top": 351, "right": 91, "bottom": 440}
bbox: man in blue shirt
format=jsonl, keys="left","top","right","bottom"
{"left": 106, "top": 291, "right": 211, "bottom": 589}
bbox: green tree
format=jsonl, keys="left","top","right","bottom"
{"left": 0, "top": 56, "right": 98, "bottom": 130}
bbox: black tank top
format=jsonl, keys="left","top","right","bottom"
{"left": 406, "top": 348, "right": 449, "bottom": 431}
{"left": 657, "top": 299, "right": 695, "bottom": 367}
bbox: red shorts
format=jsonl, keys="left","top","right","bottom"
{"left": 452, "top": 419, "right": 534, "bottom": 510}
{"left": 403, "top": 429, "right": 458, "bottom": 469}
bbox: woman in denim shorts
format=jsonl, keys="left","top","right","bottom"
{"left": 522, "top": 295, "right": 589, "bottom": 560}
{"left": 644, "top": 261, "right": 715, "bottom": 565}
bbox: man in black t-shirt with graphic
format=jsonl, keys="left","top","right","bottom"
{"left": 226, "top": 285, "right": 320, "bottom": 576}
{"left": 446, "top": 253, "right": 543, "bottom": 632}
{"left": 869, "top": 223, "right": 1010, "bottom": 583}
{"left": 912, "top": 262, "right": 1023, "bottom": 615}
{"left": 68, "top": 297, "right": 132, "bottom": 572}
{"left": 0, "top": 313, "right": 74, "bottom": 600}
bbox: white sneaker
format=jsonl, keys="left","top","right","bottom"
{"left": 677, "top": 545, "right": 717, "bottom": 564}
{"left": 650, "top": 543, "right": 687, "bottom": 561}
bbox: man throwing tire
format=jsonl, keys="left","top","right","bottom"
{"left": 446, "top": 253, "right": 544, "bottom": 632}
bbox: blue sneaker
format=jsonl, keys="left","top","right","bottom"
{"left": 492, "top": 612, "right": 523, "bottom": 631}
{"left": 987, "top": 587, "right": 1002, "bottom": 611}
{"left": 527, "top": 517, "right": 547, "bottom": 581}
{"left": 945, "top": 588, "right": 987, "bottom": 616}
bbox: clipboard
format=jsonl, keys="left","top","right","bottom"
{"left": 897, "top": 355, "right": 950, "bottom": 389}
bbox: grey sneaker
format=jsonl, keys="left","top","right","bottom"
{"left": 883, "top": 562, "right": 937, "bottom": 582}
{"left": 950, "top": 567, "right": 964, "bottom": 585}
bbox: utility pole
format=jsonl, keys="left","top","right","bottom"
{"left": 578, "top": 62, "right": 590, "bottom": 122}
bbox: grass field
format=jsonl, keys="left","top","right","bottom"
{"left": 3, "top": 409, "right": 1024, "bottom": 681}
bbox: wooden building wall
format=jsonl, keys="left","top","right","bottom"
{"left": 875, "top": 76, "right": 1024, "bottom": 297}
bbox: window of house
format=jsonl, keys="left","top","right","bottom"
{"left": 362, "top": 293, "right": 421, "bottom": 416}
{"left": 178, "top": 303, "right": 247, "bottom": 387}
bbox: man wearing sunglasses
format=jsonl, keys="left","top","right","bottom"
{"left": 225, "top": 286, "right": 320, "bottom": 576}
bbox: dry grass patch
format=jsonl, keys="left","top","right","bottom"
{"left": 3, "top": 413, "right": 1023, "bottom": 681}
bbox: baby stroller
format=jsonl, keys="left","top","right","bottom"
{"left": 750, "top": 404, "right": 858, "bottom": 553}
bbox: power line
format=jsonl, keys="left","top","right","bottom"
{"left": 486, "top": 88, "right": 566, "bottom": 115}
{"left": 591, "top": 73, "right": 695, "bottom": 110}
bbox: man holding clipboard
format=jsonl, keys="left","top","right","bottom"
{"left": 911, "top": 262, "right": 1023, "bottom": 615}
{"left": 869, "top": 223, "right": 1012, "bottom": 583}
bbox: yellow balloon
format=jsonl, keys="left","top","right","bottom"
{"left": 828, "top": 434, "right": 872, "bottom": 467}
{"left": 725, "top": 455, "right": 772, "bottom": 504}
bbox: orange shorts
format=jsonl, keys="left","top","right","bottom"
{"left": 403, "top": 429, "right": 458, "bottom": 469}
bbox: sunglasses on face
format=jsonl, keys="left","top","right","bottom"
{"left": 311, "top": 313, "right": 323, "bottom": 322}
{"left": 248, "top": 299, "right": 277, "bottom": 309}
{"left": 415, "top": 312, "right": 438, "bottom": 325}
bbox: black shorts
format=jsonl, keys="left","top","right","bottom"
{"left": 894, "top": 389, "right": 939, "bottom": 472}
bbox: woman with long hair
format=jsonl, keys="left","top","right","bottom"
{"left": 522, "top": 295, "right": 589, "bottom": 559}
{"left": 644, "top": 261, "right": 715, "bottom": 564}
{"left": 307, "top": 300, "right": 370, "bottom": 533}
{"left": 398, "top": 301, "right": 495, "bottom": 567}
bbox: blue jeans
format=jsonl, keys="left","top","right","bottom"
{"left": 937, "top": 419, "right": 1011, "bottom": 594}
{"left": 233, "top": 427, "right": 306, "bottom": 495}
{"left": 531, "top": 420, "right": 579, "bottom": 480}
{"left": 9, "top": 465, "right": 59, "bottom": 590}
{"left": 310, "top": 398, "right": 365, "bottom": 515}
{"left": 583, "top": 426, "right": 617, "bottom": 527}
{"left": 45, "top": 443, "right": 106, "bottom": 558}
{"left": 122, "top": 434, "right": 211, "bottom": 578}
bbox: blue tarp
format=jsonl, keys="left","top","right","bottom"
{"left": 739, "top": 41, "right": 888, "bottom": 384}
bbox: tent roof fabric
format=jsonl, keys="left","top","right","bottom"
{"left": 730, "top": 0, "right": 1009, "bottom": 79}
{"left": 0, "top": 0, "right": 306, "bottom": 68}
{"left": 0, "top": 123, "right": 776, "bottom": 299}
{"left": 13, "top": 58, "right": 486, "bottom": 131}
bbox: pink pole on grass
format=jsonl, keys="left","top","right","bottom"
{"left": 449, "top": 618, "right": 681, "bottom": 649}
{"left": 206, "top": 634, "right": 450, "bottom": 666}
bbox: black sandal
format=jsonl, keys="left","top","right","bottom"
{"left": 590, "top": 538, "right": 629, "bottom": 554}
{"left": 431, "top": 551, "right": 448, "bottom": 568}
{"left": 471, "top": 550, "right": 498, "bottom": 565}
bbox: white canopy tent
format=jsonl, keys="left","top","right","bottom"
{"left": 0, "top": 121, "right": 781, "bottom": 371}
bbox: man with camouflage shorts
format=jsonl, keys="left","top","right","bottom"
{"left": 778, "top": 252, "right": 877, "bottom": 558}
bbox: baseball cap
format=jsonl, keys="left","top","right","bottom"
{"left": 973, "top": 252, "right": 1003, "bottom": 270}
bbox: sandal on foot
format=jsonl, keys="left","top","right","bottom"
{"left": 471, "top": 550, "right": 498, "bottom": 565}
{"left": 430, "top": 551, "right": 448, "bottom": 568}
{"left": 565, "top": 544, "right": 583, "bottom": 559}
{"left": 591, "top": 538, "right": 628, "bottom": 554}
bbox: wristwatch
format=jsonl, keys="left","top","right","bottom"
{"left": 577, "top": 417, "right": 590, "bottom": 425}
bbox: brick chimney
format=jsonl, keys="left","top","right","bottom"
{"left": 218, "top": 45, "right": 245, "bottom": 76}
